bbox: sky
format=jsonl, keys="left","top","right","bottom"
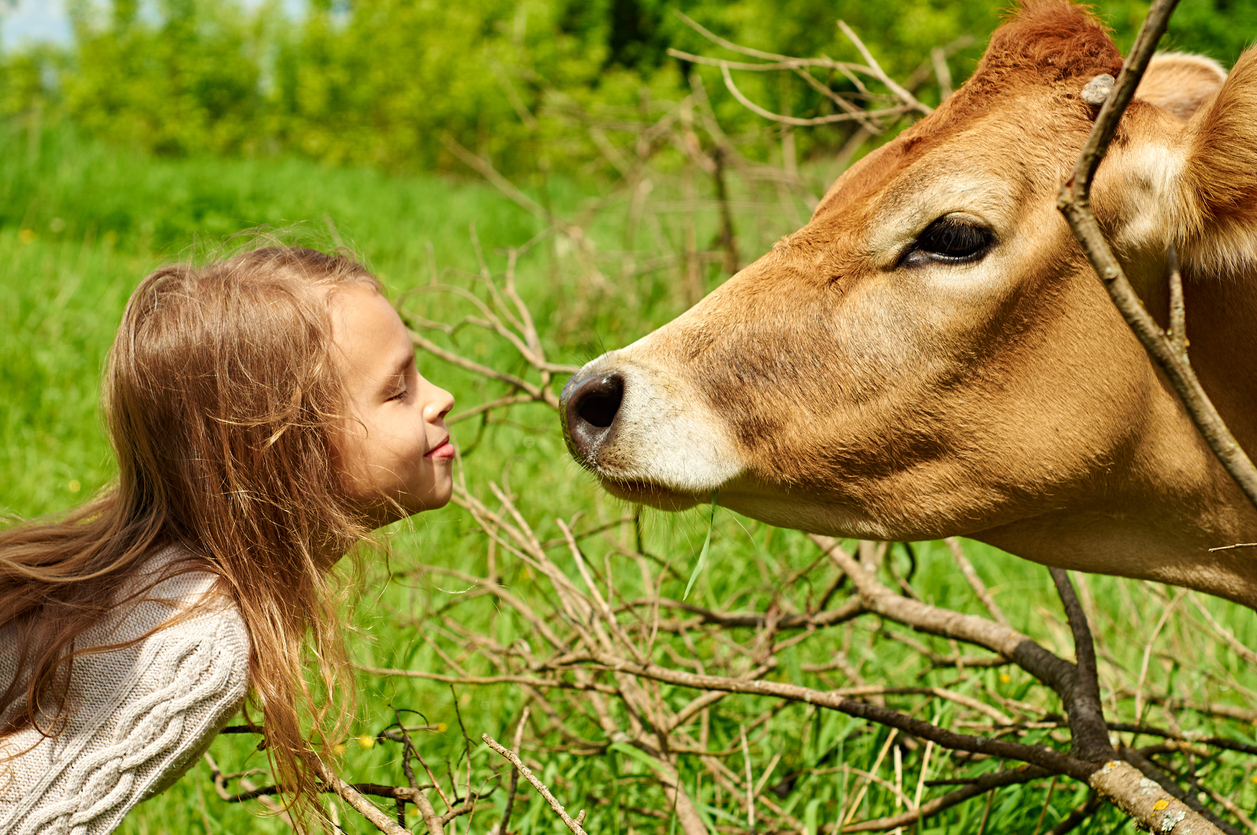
{"left": 1, "top": 0, "right": 306, "bottom": 51}
{"left": 1, "top": 0, "right": 72, "bottom": 50}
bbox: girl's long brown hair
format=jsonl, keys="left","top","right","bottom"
{"left": 0, "top": 246, "right": 382, "bottom": 828}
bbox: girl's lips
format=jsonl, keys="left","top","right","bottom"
{"left": 427, "top": 437, "right": 456, "bottom": 459}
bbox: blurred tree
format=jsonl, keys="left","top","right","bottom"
{"left": 61, "top": 0, "right": 261, "bottom": 155}
{"left": 0, "top": 0, "right": 1250, "bottom": 174}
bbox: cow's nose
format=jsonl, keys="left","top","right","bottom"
{"left": 562, "top": 372, "right": 625, "bottom": 461}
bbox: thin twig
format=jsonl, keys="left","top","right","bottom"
{"left": 718, "top": 64, "right": 909, "bottom": 127}
{"left": 814, "top": 536, "right": 1079, "bottom": 704}
{"left": 944, "top": 538, "right": 1008, "bottom": 625}
{"left": 836, "top": 764, "right": 1050, "bottom": 833}
{"left": 497, "top": 707, "right": 531, "bottom": 835}
{"left": 740, "top": 725, "right": 755, "bottom": 831}
{"left": 439, "top": 134, "right": 549, "bottom": 222}
{"left": 1188, "top": 594, "right": 1257, "bottom": 665}
{"left": 308, "top": 757, "right": 412, "bottom": 835}
{"left": 203, "top": 753, "right": 297, "bottom": 830}
{"left": 835, "top": 21, "right": 932, "bottom": 116}
{"left": 1133, "top": 588, "right": 1186, "bottom": 722}
{"left": 1167, "top": 243, "right": 1186, "bottom": 353}
{"left": 483, "top": 734, "right": 590, "bottom": 835}
{"left": 586, "top": 647, "right": 1094, "bottom": 780}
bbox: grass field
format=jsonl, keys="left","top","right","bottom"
{"left": 4, "top": 121, "right": 1257, "bottom": 835}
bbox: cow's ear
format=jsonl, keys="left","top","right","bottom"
{"left": 1136, "top": 53, "right": 1226, "bottom": 120}
{"left": 1176, "top": 47, "right": 1257, "bottom": 272}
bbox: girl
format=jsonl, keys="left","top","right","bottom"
{"left": 0, "top": 246, "right": 455, "bottom": 833}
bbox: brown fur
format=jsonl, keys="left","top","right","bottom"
{"left": 562, "top": 2, "right": 1257, "bottom": 608}
{"left": 966, "top": 2, "right": 1123, "bottom": 91}
{"left": 1137, "top": 52, "right": 1226, "bottom": 120}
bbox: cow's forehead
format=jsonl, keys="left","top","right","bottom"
{"left": 881, "top": 104, "right": 1081, "bottom": 212}
{"left": 809, "top": 0, "right": 1124, "bottom": 232}
{"left": 807, "top": 99, "right": 1081, "bottom": 262}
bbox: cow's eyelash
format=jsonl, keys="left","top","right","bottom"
{"left": 900, "top": 218, "right": 994, "bottom": 267}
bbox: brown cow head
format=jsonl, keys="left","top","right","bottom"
{"left": 561, "top": 1, "right": 1257, "bottom": 603}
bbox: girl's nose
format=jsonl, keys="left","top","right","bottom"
{"left": 426, "top": 381, "right": 455, "bottom": 422}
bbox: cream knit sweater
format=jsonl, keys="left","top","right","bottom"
{"left": 0, "top": 545, "right": 251, "bottom": 835}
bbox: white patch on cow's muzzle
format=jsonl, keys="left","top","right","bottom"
{"left": 577, "top": 339, "right": 745, "bottom": 493}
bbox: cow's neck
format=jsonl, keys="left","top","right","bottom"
{"left": 1181, "top": 268, "right": 1257, "bottom": 454}
{"left": 980, "top": 266, "right": 1257, "bottom": 610}
{"left": 1123, "top": 257, "right": 1257, "bottom": 448}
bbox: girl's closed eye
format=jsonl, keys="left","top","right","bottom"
{"left": 332, "top": 285, "right": 455, "bottom": 524}
{"left": 384, "top": 358, "right": 419, "bottom": 403}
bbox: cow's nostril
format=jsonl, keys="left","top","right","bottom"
{"left": 577, "top": 382, "right": 622, "bottom": 428}
{"left": 563, "top": 372, "right": 626, "bottom": 461}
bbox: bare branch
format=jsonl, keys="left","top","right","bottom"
{"left": 812, "top": 535, "right": 1080, "bottom": 701}
{"left": 585, "top": 647, "right": 1094, "bottom": 779}
{"left": 1119, "top": 748, "right": 1238, "bottom": 835}
{"left": 308, "top": 757, "right": 412, "bottom": 835}
{"left": 408, "top": 329, "right": 548, "bottom": 403}
{"left": 716, "top": 64, "right": 914, "bottom": 127}
{"left": 835, "top": 21, "right": 932, "bottom": 116}
{"left": 483, "top": 734, "right": 589, "bottom": 835}
{"left": 944, "top": 538, "right": 1008, "bottom": 625}
{"left": 439, "top": 134, "right": 550, "bottom": 223}
{"left": 835, "top": 764, "right": 1050, "bottom": 833}
{"left": 203, "top": 753, "right": 296, "bottom": 830}
{"left": 358, "top": 663, "right": 617, "bottom": 694}
{"left": 1088, "top": 758, "right": 1226, "bottom": 835}
{"left": 1167, "top": 244, "right": 1186, "bottom": 354}
{"left": 414, "top": 791, "right": 447, "bottom": 835}
{"left": 497, "top": 707, "right": 531, "bottom": 835}
{"left": 1049, "top": 569, "right": 1114, "bottom": 763}
{"left": 1188, "top": 594, "right": 1257, "bottom": 666}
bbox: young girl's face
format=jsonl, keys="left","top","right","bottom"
{"left": 331, "top": 284, "right": 455, "bottom": 527}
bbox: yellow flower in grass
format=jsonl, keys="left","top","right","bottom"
{"left": 356, "top": 735, "right": 375, "bottom": 749}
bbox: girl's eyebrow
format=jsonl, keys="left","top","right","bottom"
{"left": 393, "top": 351, "right": 416, "bottom": 378}
{"left": 380, "top": 351, "right": 416, "bottom": 393}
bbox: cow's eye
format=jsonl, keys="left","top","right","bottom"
{"left": 901, "top": 218, "right": 993, "bottom": 267}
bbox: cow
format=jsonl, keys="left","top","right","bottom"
{"left": 560, "top": 0, "right": 1257, "bottom": 609}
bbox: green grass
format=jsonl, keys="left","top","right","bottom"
{"left": 4, "top": 122, "right": 1257, "bottom": 835}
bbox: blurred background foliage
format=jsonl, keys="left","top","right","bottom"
{"left": 5, "top": 2, "right": 1257, "bottom": 833}
{"left": 1, "top": 0, "right": 1253, "bottom": 177}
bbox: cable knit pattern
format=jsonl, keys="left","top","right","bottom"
{"left": 0, "top": 545, "right": 251, "bottom": 835}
